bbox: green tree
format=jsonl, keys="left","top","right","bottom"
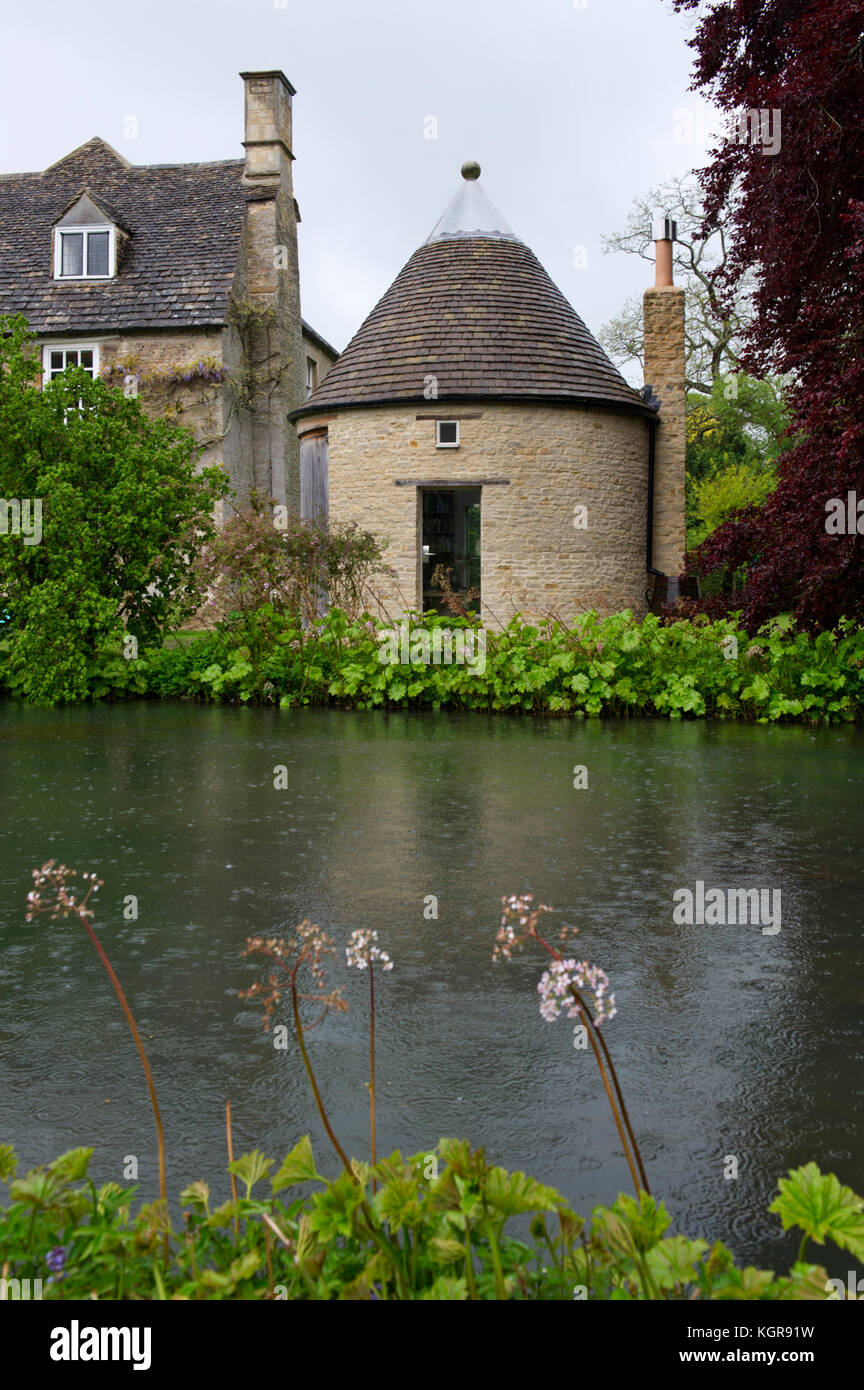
{"left": 685, "top": 373, "right": 793, "bottom": 548}
{"left": 598, "top": 175, "right": 752, "bottom": 393}
{"left": 0, "top": 315, "right": 228, "bottom": 703}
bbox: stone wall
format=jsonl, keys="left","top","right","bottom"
{"left": 298, "top": 400, "right": 651, "bottom": 625}
{"left": 643, "top": 285, "right": 686, "bottom": 577}
{"left": 42, "top": 328, "right": 229, "bottom": 473}
{"left": 301, "top": 332, "right": 337, "bottom": 397}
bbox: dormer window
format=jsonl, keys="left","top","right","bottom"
{"left": 51, "top": 191, "right": 122, "bottom": 280}
{"left": 54, "top": 225, "right": 114, "bottom": 279}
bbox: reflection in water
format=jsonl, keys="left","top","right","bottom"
{"left": 0, "top": 704, "right": 861, "bottom": 1274}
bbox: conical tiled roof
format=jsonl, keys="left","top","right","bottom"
{"left": 294, "top": 169, "right": 647, "bottom": 419}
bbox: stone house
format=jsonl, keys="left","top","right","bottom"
{"left": 1, "top": 68, "right": 685, "bottom": 625}
{"left": 292, "top": 165, "right": 686, "bottom": 623}
{"left": 0, "top": 69, "right": 337, "bottom": 513}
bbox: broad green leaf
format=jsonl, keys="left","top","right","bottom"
{"left": 774, "top": 1263, "right": 833, "bottom": 1301}
{"left": 421, "top": 1275, "right": 468, "bottom": 1300}
{"left": 484, "top": 1166, "right": 565, "bottom": 1217}
{"left": 47, "top": 1147, "right": 93, "bottom": 1184}
{"left": 228, "top": 1149, "right": 273, "bottom": 1199}
{"left": 593, "top": 1192, "right": 671, "bottom": 1255}
{"left": 308, "top": 1172, "right": 364, "bottom": 1242}
{"left": 180, "top": 1180, "right": 210, "bottom": 1215}
{"left": 769, "top": 1163, "right": 864, "bottom": 1260}
{"left": 230, "top": 1249, "right": 264, "bottom": 1283}
{"left": 648, "top": 1235, "right": 708, "bottom": 1289}
{"left": 271, "top": 1135, "right": 321, "bottom": 1193}
{"left": 9, "top": 1172, "right": 58, "bottom": 1208}
{"left": 374, "top": 1173, "right": 424, "bottom": 1233}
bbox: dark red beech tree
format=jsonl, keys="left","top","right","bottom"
{"left": 672, "top": 0, "right": 864, "bottom": 630}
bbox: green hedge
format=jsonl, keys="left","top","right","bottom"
{"left": 3, "top": 608, "right": 864, "bottom": 721}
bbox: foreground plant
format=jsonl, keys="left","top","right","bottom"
{"left": 346, "top": 929, "right": 393, "bottom": 1186}
{"left": 24, "top": 864, "right": 168, "bottom": 1244}
{"left": 240, "top": 925, "right": 350, "bottom": 1172}
{"left": 494, "top": 894, "right": 648, "bottom": 1196}
{"left": 0, "top": 1138, "right": 856, "bottom": 1300}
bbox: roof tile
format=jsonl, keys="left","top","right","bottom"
{"left": 295, "top": 237, "right": 645, "bottom": 417}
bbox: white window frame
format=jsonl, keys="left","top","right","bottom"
{"left": 436, "top": 420, "right": 460, "bottom": 448}
{"left": 53, "top": 225, "right": 115, "bottom": 280}
{"left": 42, "top": 343, "right": 101, "bottom": 384}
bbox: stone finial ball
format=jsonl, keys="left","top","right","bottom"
{"left": 461, "top": 160, "right": 482, "bottom": 181}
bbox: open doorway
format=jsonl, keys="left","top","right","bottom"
{"left": 421, "top": 488, "right": 481, "bottom": 614}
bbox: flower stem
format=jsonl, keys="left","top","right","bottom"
{"left": 568, "top": 983, "right": 642, "bottom": 1196}
{"left": 225, "top": 1099, "right": 239, "bottom": 1244}
{"left": 483, "top": 1212, "right": 507, "bottom": 1300}
{"left": 369, "top": 961, "right": 377, "bottom": 1193}
{"left": 81, "top": 916, "right": 168, "bottom": 1262}
{"left": 289, "top": 961, "right": 409, "bottom": 1297}
{"left": 591, "top": 1015, "right": 651, "bottom": 1194}
{"left": 534, "top": 926, "right": 649, "bottom": 1196}
{"left": 291, "top": 970, "right": 353, "bottom": 1175}
{"left": 464, "top": 1226, "right": 478, "bottom": 1300}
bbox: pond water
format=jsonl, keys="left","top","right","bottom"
{"left": 0, "top": 702, "right": 861, "bottom": 1274}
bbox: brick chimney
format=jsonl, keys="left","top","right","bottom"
{"left": 643, "top": 214, "right": 686, "bottom": 580}
{"left": 230, "top": 71, "right": 305, "bottom": 509}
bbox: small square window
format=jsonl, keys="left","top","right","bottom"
{"left": 436, "top": 420, "right": 459, "bottom": 448}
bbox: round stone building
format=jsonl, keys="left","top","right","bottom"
{"left": 291, "top": 165, "right": 686, "bottom": 624}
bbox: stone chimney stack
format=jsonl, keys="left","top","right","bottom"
{"left": 242, "top": 69, "right": 295, "bottom": 185}
{"left": 232, "top": 70, "right": 305, "bottom": 510}
{"left": 643, "top": 214, "right": 686, "bottom": 578}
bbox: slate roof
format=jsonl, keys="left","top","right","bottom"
{"left": 293, "top": 235, "right": 648, "bottom": 419}
{"left": 0, "top": 138, "right": 248, "bottom": 334}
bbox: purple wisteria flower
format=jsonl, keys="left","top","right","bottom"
{"left": 45, "top": 1246, "right": 68, "bottom": 1276}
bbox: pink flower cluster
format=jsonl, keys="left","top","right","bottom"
{"left": 537, "top": 959, "right": 617, "bottom": 1028}
{"left": 345, "top": 928, "right": 393, "bottom": 972}
{"left": 26, "top": 862, "right": 103, "bottom": 923}
{"left": 493, "top": 893, "right": 577, "bottom": 963}
{"left": 240, "top": 922, "right": 348, "bottom": 1030}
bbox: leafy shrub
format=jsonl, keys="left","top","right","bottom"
{"left": 688, "top": 461, "right": 778, "bottom": 548}
{"left": 0, "top": 315, "right": 227, "bottom": 704}
{"left": 33, "top": 608, "right": 864, "bottom": 725}
{"left": 193, "top": 494, "right": 393, "bottom": 632}
{"left": 0, "top": 1141, "right": 857, "bottom": 1300}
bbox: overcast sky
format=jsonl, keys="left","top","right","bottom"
{"left": 1, "top": 0, "right": 721, "bottom": 375}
